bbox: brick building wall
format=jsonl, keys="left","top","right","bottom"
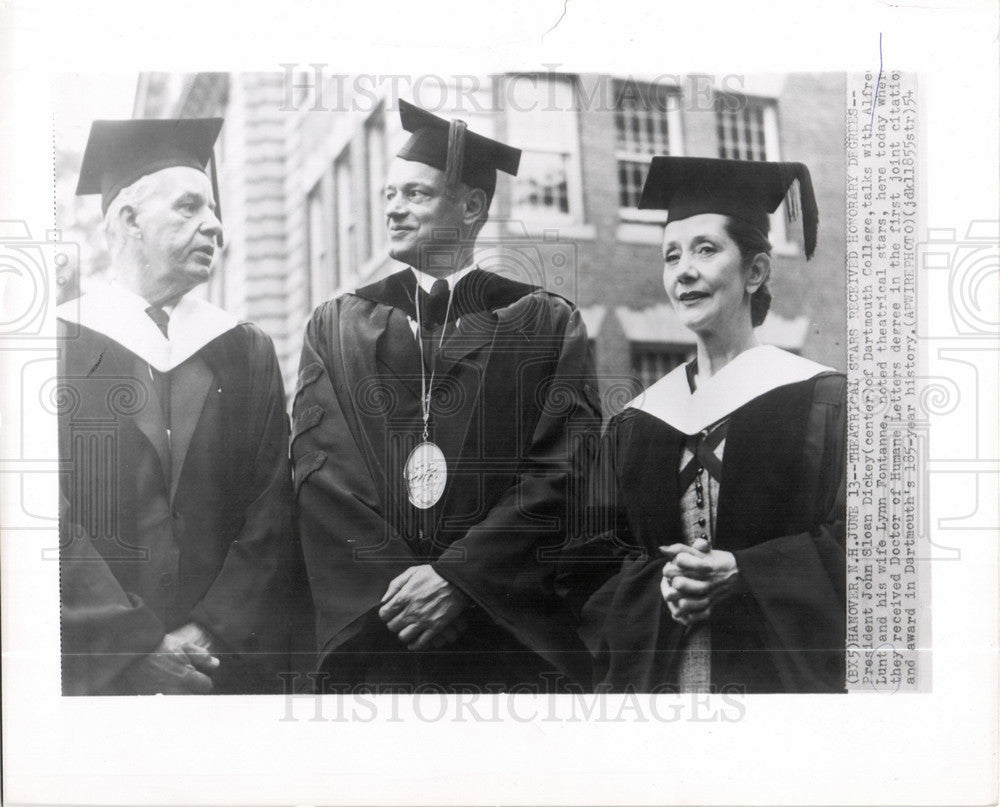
{"left": 772, "top": 72, "right": 847, "bottom": 370}
{"left": 134, "top": 70, "right": 847, "bottom": 402}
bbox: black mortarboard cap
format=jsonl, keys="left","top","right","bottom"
{"left": 638, "top": 156, "right": 819, "bottom": 259}
{"left": 76, "top": 118, "right": 224, "bottom": 219}
{"left": 396, "top": 100, "right": 521, "bottom": 200}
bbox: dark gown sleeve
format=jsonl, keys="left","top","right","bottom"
{"left": 561, "top": 411, "right": 680, "bottom": 692}
{"left": 292, "top": 299, "right": 416, "bottom": 669}
{"left": 186, "top": 326, "right": 299, "bottom": 688}
{"left": 59, "top": 495, "right": 167, "bottom": 695}
{"left": 729, "top": 373, "right": 847, "bottom": 693}
{"left": 430, "top": 302, "right": 604, "bottom": 684}
{"left": 57, "top": 326, "right": 167, "bottom": 695}
{"left": 554, "top": 414, "right": 637, "bottom": 619}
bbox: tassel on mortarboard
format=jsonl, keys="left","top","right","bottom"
{"left": 791, "top": 163, "right": 818, "bottom": 260}
{"left": 444, "top": 118, "right": 468, "bottom": 200}
{"left": 785, "top": 178, "right": 801, "bottom": 226}
{"left": 775, "top": 161, "right": 818, "bottom": 259}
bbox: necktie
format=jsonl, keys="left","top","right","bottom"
{"left": 427, "top": 279, "right": 451, "bottom": 326}
{"left": 146, "top": 305, "right": 170, "bottom": 339}
{"left": 145, "top": 306, "right": 171, "bottom": 426}
{"left": 419, "top": 279, "right": 451, "bottom": 370}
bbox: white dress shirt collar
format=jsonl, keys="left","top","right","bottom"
{"left": 411, "top": 263, "right": 477, "bottom": 294}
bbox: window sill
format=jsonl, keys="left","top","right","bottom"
{"left": 769, "top": 239, "right": 802, "bottom": 258}
{"left": 615, "top": 222, "right": 664, "bottom": 245}
{"left": 502, "top": 221, "right": 597, "bottom": 241}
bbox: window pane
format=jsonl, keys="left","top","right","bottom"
{"left": 513, "top": 150, "right": 569, "bottom": 214}
{"left": 307, "top": 183, "right": 328, "bottom": 306}
{"left": 366, "top": 110, "right": 386, "bottom": 259}
{"left": 505, "top": 74, "right": 580, "bottom": 221}
{"left": 616, "top": 159, "right": 650, "bottom": 210}
{"left": 614, "top": 107, "right": 627, "bottom": 148}
{"left": 716, "top": 99, "right": 772, "bottom": 162}
{"left": 615, "top": 80, "right": 676, "bottom": 210}
{"left": 630, "top": 346, "right": 691, "bottom": 390}
{"left": 754, "top": 107, "right": 766, "bottom": 160}
{"left": 334, "top": 149, "right": 354, "bottom": 288}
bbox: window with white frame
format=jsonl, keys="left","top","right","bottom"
{"left": 306, "top": 179, "right": 332, "bottom": 306}
{"left": 630, "top": 343, "right": 693, "bottom": 391}
{"left": 505, "top": 74, "right": 583, "bottom": 225}
{"left": 716, "top": 99, "right": 769, "bottom": 160}
{"left": 714, "top": 95, "right": 793, "bottom": 250}
{"left": 333, "top": 147, "right": 356, "bottom": 289}
{"left": 615, "top": 79, "right": 683, "bottom": 220}
{"left": 365, "top": 107, "right": 387, "bottom": 261}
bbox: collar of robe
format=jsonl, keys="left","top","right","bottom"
{"left": 627, "top": 344, "right": 837, "bottom": 435}
{"left": 354, "top": 266, "right": 540, "bottom": 322}
{"left": 56, "top": 281, "right": 241, "bottom": 372}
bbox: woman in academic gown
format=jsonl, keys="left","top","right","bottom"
{"left": 560, "top": 157, "right": 846, "bottom": 694}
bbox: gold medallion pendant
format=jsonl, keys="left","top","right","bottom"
{"left": 403, "top": 440, "right": 447, "bottom": 509}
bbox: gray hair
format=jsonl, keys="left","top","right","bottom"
{"left": 102, "top": 173, "right": 161, "bottom": 255}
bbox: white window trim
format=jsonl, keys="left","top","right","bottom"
{"left": 364, "top": 106, "right": 388, "bottom": 262}
{"left": 619, "top": 206, "right": 674, "bottom": 225}
{"left": 615, "top": 221, "right": 666, "bottom": 244}
{"left": 501, "top": 220, "right": 597, "bottom": 241}
{"left": 506, "top": 74, "right": 585, "bottom": 227}
{"left": 306, "top": 176, "right": 334, "bottom": 308}
{"left": 616, "top": 84, "right": 684, "bottom": 222}
{"left": 715, "top": 97, "right": 797, "bottom": 257}
{"left": 510, "top": 146, "right": 584, "bottom": 227}
{"left": 333, "top": 146, "right": 357, "bottom": 292}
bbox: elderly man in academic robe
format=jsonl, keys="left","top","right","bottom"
{"left": 293, "top": 101, "right": 602, "bottom": 691}
{"left": 57, "top": 118, "right": 302, "bottom": 695}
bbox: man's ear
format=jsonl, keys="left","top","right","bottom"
{"left": 745, "top": 252, "right": 771, "bottom": 294}
{"left": 119, "top": 204, "right": 142, "bottom": 240}
{"left": 461, "top": 187, "right": 489, "bottom": 226}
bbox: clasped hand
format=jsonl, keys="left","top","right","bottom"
{"left": 659, "top": 538, "right": 740, "bottom": 627}
{"left": 379, "top": 564, "right": 470, "bottom": 651}
{"left": 117, "top": 622, "right": 220, "bottom": 695}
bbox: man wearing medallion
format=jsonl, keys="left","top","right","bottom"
{"left": 294, "top": 101, "right": 601, "bottom": 691}
{"left": 57, "top": 119, "right": 302, "bottom": 695}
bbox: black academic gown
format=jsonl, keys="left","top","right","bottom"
{"left": 57, "top": 316, "right": 304, "bottom": 695}
{"left": 559, "top": 370, "right": 847, "bottom": 694}
{"left": 293, "top": 268, "right": 602, "bottom": 691}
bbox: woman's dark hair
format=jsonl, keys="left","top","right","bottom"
{"left": 723, "top": 216, "right": 773, "bottom": 327}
